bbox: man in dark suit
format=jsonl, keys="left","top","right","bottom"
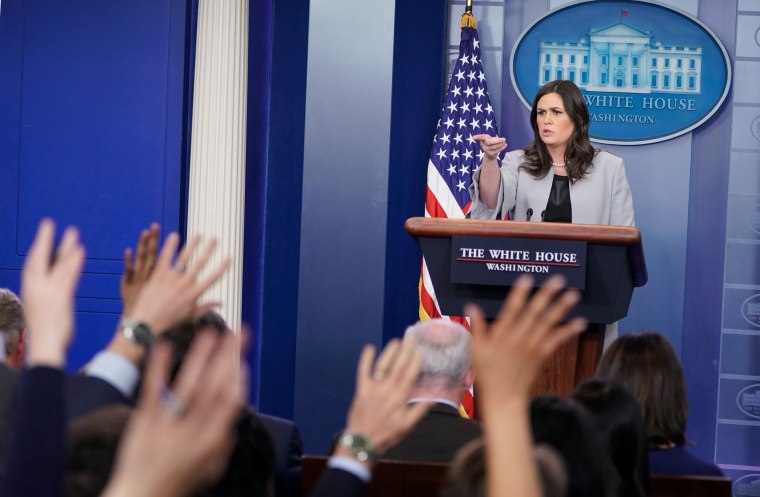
{"left": 258, "top": 413, "right": 303, "bottom": 497}
{"left": 0, "top": 289, "right": 26, "bottom": 372}
{"left": 381, "top": 319, "right": 482, "bottom": 462}
{"left": 0, "top": 362, "right": 17, "bottom": 478}
{"left": 0, "top": 288, "right": 25, "bottom": 462}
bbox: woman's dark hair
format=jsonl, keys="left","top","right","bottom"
{"left": 571, "top": 379, "right": 650, "bottom": 497}
{"left": 521, "top": 80, "right": 596, "bottom": 182}
{"left": 133, "top": 311, "right": 230, "bottom": 400}
{"left": 530, "top": 395, "right": 618, "bottom": 497}
{"left": 596, "top": 331, "right": 688, "bottom": 448}
{"left": 160, "top": 310, "right": 229, "bottom": 385}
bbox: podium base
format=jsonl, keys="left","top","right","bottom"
{"left": 471, "top": 323, "right": 604, "bottom": 420}
{"left": 531, "top": 323, "right": 604, "bottom": 397}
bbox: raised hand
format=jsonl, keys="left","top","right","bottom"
{"left": 473, "top": 134, "right": 508, "bottom": 210}
{"left": 127, "top": 233, "right": 231, "bottom": 335}
{"left": 102, "top": 329, "right": 246, "bottom": 497}
{"left": 340, "top": 339, "right": 429, "bottom": 457}
{"left": 21, "top": 218, "right": 85, "bottom": 368}
{"left": 473, "top": 134, "right": 507, "bottom": 161}
{"left": 121, "top": 223, "right": 160, "bottom": 316}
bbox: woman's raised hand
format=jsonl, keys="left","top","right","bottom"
{"left": 473, "top": 134, "right": 507, "bottom": 161}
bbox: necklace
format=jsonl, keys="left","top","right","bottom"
{"left": 551, "top": 162, "right": 566, "bottom": 168}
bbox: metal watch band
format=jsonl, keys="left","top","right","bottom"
{"left": 119, "top": 318, "right": 155, "bottom": 348}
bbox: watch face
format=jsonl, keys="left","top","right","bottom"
{"left": 133, "top": 323, "right": 154, "bottom": 346}
{"left": 352, "top": 440, "right": 372, "bottom": 462}
{"left": 123, "top": 321, "right": 154, "bottom": 347}
{"left": 340, "top": 433, "right": 375, "bottom": 463}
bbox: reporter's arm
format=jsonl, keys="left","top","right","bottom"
{"left": 467, "top": 275, "right": 585, "bottom": 497}
{"left": 1, "top": 219, "right": 84, "bottom": 497}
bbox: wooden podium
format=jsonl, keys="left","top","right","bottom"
{"left": 405, "top": 217, "right": 647, "bottom": 400}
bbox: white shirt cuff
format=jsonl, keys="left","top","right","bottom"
{"left": 327, "top": 455, "right": 372, "bottom": 483}
{"left": 85, "top": 350, "right": 140, "bottom": 397}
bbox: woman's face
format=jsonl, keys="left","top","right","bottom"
{"left": 535, "top": 92, "right": 575, "bottom": 152}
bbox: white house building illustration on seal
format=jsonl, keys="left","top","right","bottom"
{"left": 538, "top": 22, "right": 702, "bottom": 94}
{"left": 737, "top": 478, "right": 760, "bottom": 497}
{"left": 744, "top": 390, "right": 760, "bottom": 408}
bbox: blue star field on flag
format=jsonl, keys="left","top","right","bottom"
{"left": 428, "top": 26, "right": 501, "bottom": 216}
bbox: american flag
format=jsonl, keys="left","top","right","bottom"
{"left": 419, "top": 13, "right": 500, "bottom": 418}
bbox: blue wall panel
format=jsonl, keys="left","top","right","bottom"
{"left": 720, "top": 334, "right": 760, "bottom": 377}
{"left": 725, "top": 243, "right": 760, "bottom": 286}
{"left": 293, "top": 0, "right": 400, "bottom": 453}
{"left": 0, "top": 0, "right": 192, "bottom": 370}
{"left": 250, "top": 0, "right": 309, "bottom": 418}
{"left": 287, "top": 0, "right": 452, "bottom": 454}
{"left": 243, "top": 0, "right": 273, "bottom": 410}
{"left": 383, "top": 0, "right": 448, "bottom": 345}
{"left": 682, "top": 0, "right": 738, "bottom": 463}
{"left": 715, "top": 423, "right": 760, "bottom": 466}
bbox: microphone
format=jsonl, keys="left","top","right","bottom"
{"left": 526, "top": 208, "right": 533, "bottom": 221}
{"left": 541, "top": 210, "right": 546, "bottom": 222}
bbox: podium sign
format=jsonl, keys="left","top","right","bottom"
{"left": 407, "top": 218, "right": 646, "bottom": 323}
{"left": 451, "top": 235, "right": 587, "bottom": 289}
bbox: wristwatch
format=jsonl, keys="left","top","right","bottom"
{"left": 338, "top": 432, "right": 376, "bottom": 463}
{"left": 119, "top": 318, "right": 155, "bottom": 348}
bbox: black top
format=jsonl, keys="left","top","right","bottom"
{"left": 543, "top": 174, "right": 572, "bottom": 223}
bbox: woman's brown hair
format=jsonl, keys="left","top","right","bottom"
{"left": 596, "top": 331, "right": 688, "bottom": 447}
{"left": 521, "top": 80, "right": 597, "bottom": 183}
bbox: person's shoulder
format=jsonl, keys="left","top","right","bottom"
{"left": 649, "top": 446, "right": 724, "bottom": 477}
{"left": 504, "top": 149, "right": 525, "bottom": 162}
{"left": 256, "top": 412, "right": 300, "bottom": 442}
{"left": 592, "top": 149, "right": 624, "bottom": 167}
{"left": 588, "top": 150, "right": 625, "bottom": 180}
{"left": 500, "top": 149, "right": 526, "bottom": 172}
{"left": 427, "top": 403, "right": 482, "bottom": 429}
{"left": 0, "top": 363, "right": 17, "bottom": 383}
{"left": 679, "top": 447, "right": 724, "bottom": 476}
{"left": 256, "top": 412, "right": 296, "bottom": 429}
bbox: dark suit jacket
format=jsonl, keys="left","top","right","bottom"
{"left": 1, "top": 367, "right": 66, "bottom": 497}
{"left": 381, "top": 402, "right": 482, "bottom": 462}
{"left": 257, "top": 412, "right": 304, "bottom": 497}
{"left": 0, "top": 367, "right": 124, "bottom": 486}
{"left": 66, "top": 374, "right": 132, "bottom": 421}
{"left": 0, "top": 364, "right": 18, "bottom": 459}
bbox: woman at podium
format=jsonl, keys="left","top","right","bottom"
{"left": 469, "top": 80, "right": 635, "bottom": 226}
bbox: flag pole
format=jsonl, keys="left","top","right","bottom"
{"left": 462, "top": 0, "right": 476, "bottom": 28}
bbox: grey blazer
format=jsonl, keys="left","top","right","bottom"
{"left": 469, "top": 150, "right": 635, "bottom": 226}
